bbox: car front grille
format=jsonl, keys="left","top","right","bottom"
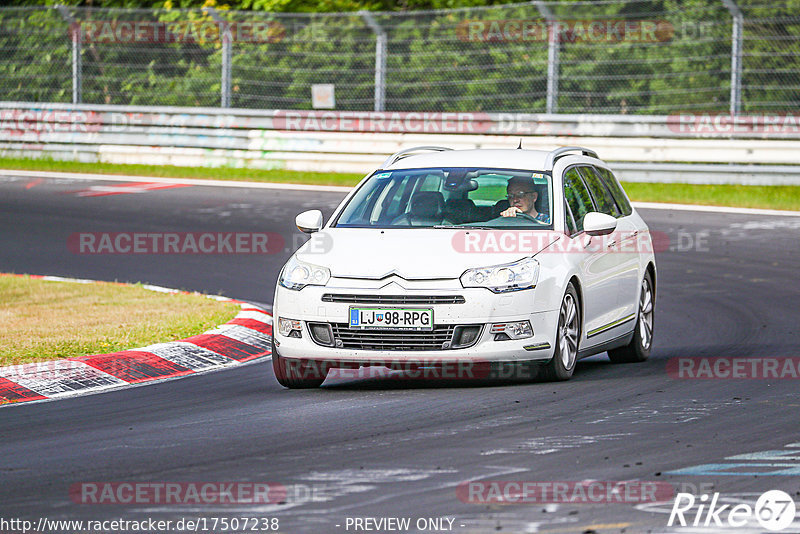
{"left": 321, "top": 294, "right": 465, "bottom": 305}
{"left": 329, "top": 323, "right": 458, "bottom": 351}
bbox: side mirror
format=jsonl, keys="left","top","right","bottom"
{"left": 296, "top": 210, "right": 323, "bottom": 234}
{"left": 583, "top": 212, "right": 617, "bottom": 236}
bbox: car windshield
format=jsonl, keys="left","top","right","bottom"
{"left": 334, "top": 167, "right": 554, "bottom": 229}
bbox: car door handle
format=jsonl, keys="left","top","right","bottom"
{"left": 607, "top": 240, "right": 616, "bottom": 248}
{"left": 619, "top": 230, "right": 638, "bottom": 244}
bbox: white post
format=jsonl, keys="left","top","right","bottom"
{"left": 533, "top": 1, "right": 558, "bottom": 114}
{"left": 57, "top": 5, "right": 82, "bottom": 104}
{"left": 208, "top": 8, "right": 232, "bottom": 108}
{"left": 360, "top": 11, "right": 387, "bottom": 112}
{"left": 721, "top": 0, "right": 743, "bottom": 114}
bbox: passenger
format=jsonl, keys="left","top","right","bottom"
{"left": 500, "top": 176, "right": 550, "bottom": 223}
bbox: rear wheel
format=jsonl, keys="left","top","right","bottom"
{"left": 272, "top": 341, "right": 326, "bottom": 388}
{"left": 608, "top": 271, "right": 654, "bottom": 363}
{"left": 540, "top": 283, "right": 580, "bottom": 381}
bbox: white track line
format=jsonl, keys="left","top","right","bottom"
{"left": 0, "top": 168, "right": 353, "bottom": 193}
{"left": 632, "top": 201, "right": 800, "bottom": 217}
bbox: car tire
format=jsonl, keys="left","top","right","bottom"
{"left": 608, "top": 271, "right": 654, "bottom": 364}
{"left": 540, "top": 283, "right": 580, "bottom": 382}
{"left": 272, "top": 341, "right": 326, "bottom": 389}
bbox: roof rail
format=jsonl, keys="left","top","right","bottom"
{"left": 381, "top": 146, "right": 453, "bottom": 168}
{"left": 545, "top": 146, "right": 599, "bottom": 169}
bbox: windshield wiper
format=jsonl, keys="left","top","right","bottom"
{"left": 433, "top": 225, "right": 494, "bottom": 230}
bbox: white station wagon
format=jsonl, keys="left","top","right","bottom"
{"left": 272, "top": 146, "right": 656, "bottom": 388}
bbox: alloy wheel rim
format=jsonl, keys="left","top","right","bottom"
{"left": 639, "top": 278, "right": 654, "bottom": 350}
{"left": 559, "top": 293, "right": 579, "bottom": 370}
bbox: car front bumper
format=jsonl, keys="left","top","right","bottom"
{"left": 273, "top": 281, "right": 559, "bottom": 366}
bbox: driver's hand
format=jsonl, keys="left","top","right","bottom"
{"left": 501, "top": 207, "right": 521, "bottom": 217}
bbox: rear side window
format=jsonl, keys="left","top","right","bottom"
{"left": 596, "top": 166, "right": 633, "bottom": 216}
{"left": 578, "top": 166, "right": 620, "bottom": 218}
{"left": 563, "top": 167, "right": 594, "bottom": 232}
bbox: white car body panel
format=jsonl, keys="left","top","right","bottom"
{"left": 295, "top": 228, "right": 558, "bottom": 280}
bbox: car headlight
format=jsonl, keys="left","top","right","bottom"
{"left": 277, "top": 317, "right": 302, "bottom": 338}
{"left": 279, "top": 256, "right": 330, "bottom": 291}
{"left": 460, "top": 257, "right": 539, "bottom": 293}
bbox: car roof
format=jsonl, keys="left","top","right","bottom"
{"left": 382, "top": 147, "right": 602, "bottom": 172}
{"left": 384, "top": 149, "right": 551, "bottom": 172}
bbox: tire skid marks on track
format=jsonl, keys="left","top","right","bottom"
{"left": 69, "top": 181, "right": 193, "bottom": 198}
{"left": 0, "top": 277, "right": 273, "bottom": 405}
{"left": 586, "top": 400, "right": 743, "bottom": 425}
{"left": 666, "top": 442, "right": 800, "bottom": 476}
{"left": 135, "top": 467, "right": 468, "bottom": 519}
{"left": 480, "top": 433, "right": 632, "bottom": 456}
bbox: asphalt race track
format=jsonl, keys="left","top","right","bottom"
{"left": 1, "top": 174, "right": 799, "bottom": 534}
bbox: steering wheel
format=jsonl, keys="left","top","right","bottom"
{"left": 504, "top": 210, "right": 545, "bottom": 223}
{"left": 512, "top": 211, "right": 537, "bottom": 222}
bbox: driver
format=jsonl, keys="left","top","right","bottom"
{"left": 500, "top": 176, "right": 550, "bottom": 223}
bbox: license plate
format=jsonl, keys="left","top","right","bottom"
{"left": 349, "top": 307, "right": 433, "bottom": 331}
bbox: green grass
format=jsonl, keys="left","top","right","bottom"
{"left": 620, "top": 182, "right": 800, "bottom": 212}
{"left": 0, "top": 274, "right": 240, "bottom": 367}
{"left": 2, "top": 156, "right": 798, "bottom": 211}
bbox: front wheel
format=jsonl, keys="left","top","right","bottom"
{"left": 540, "top": 283, "right": 580, "bottom": 381}
{"left": 608, "top": 271, "right": 654, "bottom": 363}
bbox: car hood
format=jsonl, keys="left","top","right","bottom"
{"left": 295, "top": 228, "right": 561, "bottom": 279}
